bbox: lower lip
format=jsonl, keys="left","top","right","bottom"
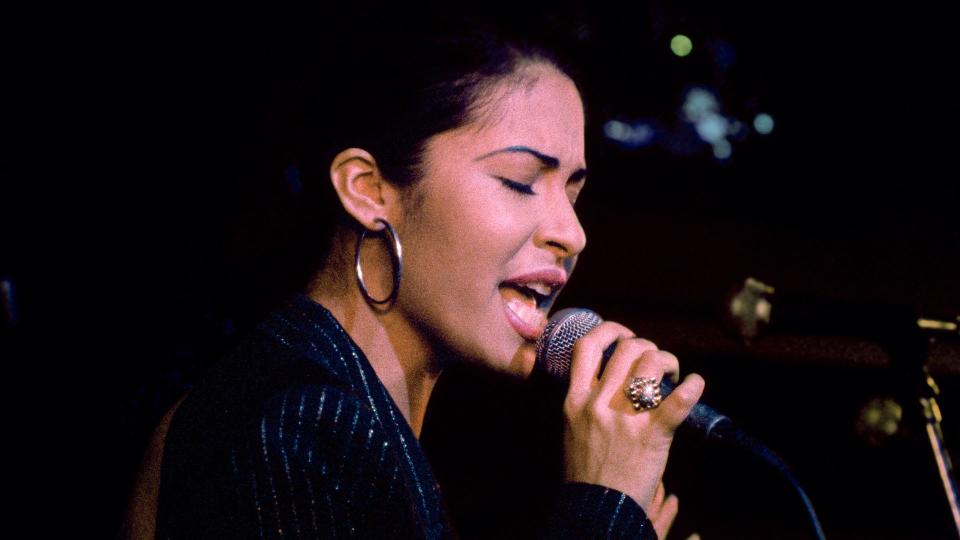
{"left": 501, "top": 297, "right": 544, "bottom": 342}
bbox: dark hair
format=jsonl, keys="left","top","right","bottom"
{"left": 290, "top": 10, "right": 581, "bottom": 187}
{"left": 261, "top": 7, "right": 585, "bottom": 298}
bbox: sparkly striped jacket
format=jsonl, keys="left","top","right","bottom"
{"left": 156, "top": 294, "right": 656, "bottom": 539}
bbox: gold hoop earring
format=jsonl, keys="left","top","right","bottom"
{"left": 355, "top": 217, "right": 403, "bottom": 305}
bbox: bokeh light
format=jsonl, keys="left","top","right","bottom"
{"left": 603, "top": 120, "right": 656, "bottom": 149}
{"left": 683, "top": 88, "right": 718, "bottom": 122}
{"left": 670, "top": 34, "right": 693, "bottom": 57}
{"left": 754, "top": 113, "right": 775, "bottom": 135}
{"left": 712, "top": 139, "right": 732, "bottom": 160}
{"left": 696, "top": 114, "right": 728, "bottom": 144}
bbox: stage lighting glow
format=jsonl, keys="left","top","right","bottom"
{"left": 754, "top": 113, "right": 775, "bottom": 135}
{"left": 712, "top": 139, "right": 732, "bottom": 160}
{"left": 856, "top": 398, "right": 903, "bottom": 445}
{"left": 682, "top": 87, "right": 739, "bottom": 160}
{"left": 696, "top": 114, "right": 728, "bottom": 143}
{"left": 603, "top": 120, "right": 655, "bottom": 148}
{"left": 683, "top": 88, "right": 718, "bottom": 122}
{"left": 603, "top": 120, "right": 631, "bottom": 141}
{"left": 670, "top": 35, "right": 693, "bottom": 57}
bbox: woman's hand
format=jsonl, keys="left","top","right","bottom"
{"left": 648, "top": 481, "right": 680, "bottom": 539}
{"left": 561, "top": 321, "right": 705, "bottom": 536}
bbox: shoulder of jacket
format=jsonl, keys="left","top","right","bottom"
{"left": 253, "top": 383, "right": 385, "bottom": 457}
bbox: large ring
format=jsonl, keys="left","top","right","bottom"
{"left": 624, "top": 376, "right": 662, "bottom": 412}
{"left": 355, "top": 217, "right": 403, "bottom": 305}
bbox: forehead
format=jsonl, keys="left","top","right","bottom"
{"left": 435, "top": 65, "right": 586, "bottom": 164}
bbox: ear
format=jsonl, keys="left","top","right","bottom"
{"left": 328, "top": 148, "right": 397, "bottom": 230}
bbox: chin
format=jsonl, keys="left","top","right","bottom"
{"left": 452, "top": 303, "right": 542, "bottom": 379}
{"left": 504, "top": 340, "right": 538, "bottom": 380}
{"left": 461, "top": 337, "right": 536, "bottom": 380}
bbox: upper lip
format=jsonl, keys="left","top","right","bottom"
{"left": 501, "top": 267, "right": 568, "bottom": 306}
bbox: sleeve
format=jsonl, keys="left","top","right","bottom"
{"left": 540, "top": 482, "right": 658, "bottom": 540}
{"left": 236, "top": 385, "right": 434, "bottom": 539}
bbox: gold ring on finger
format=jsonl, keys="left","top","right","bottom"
{"left": 624, "top": 376, "right": 662, "bottom": 411}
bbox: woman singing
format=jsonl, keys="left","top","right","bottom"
{"left": 150, "top": 10, "right": 705, "bottom": 539}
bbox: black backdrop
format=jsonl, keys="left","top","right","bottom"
{"left": 2, "top": 2, "right": 958, "bottom": 538}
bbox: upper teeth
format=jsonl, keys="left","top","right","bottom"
{"left": 524, "top": 282, "right": 553, "bottom": 297}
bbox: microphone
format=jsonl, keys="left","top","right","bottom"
{"left": 534, "top": 307, "right": 828, "bottom": 540}
{"left": 535, "top": 307, "right": 735, "bottom": 443}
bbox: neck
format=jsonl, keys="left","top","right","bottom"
{"left": 309, "top": 240, "right": 443, "bottom": 438}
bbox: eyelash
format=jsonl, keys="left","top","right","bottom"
{"left": 496, "top": 177, "right": 536, "bottom": 196}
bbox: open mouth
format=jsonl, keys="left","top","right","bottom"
{"left": 498, "top": 283, "right": 550, "bottom": 341}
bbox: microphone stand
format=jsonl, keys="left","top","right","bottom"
{"left": 919, "top": 366, "right": 960, "bottom": 537}
{"left": 859, "top": 309, "right": 959, "bottom": 539}
{"left": 900, "top": 330, "right": 960, "bottom": 538}
{"left": 730, "top": 278, "right": 960, "bottom": 537}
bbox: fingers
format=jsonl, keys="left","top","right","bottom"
{"left": 567, "top": 322, "right": 687, "bottom": 421}
{"left": 648, "top": 482, "right": 678, "bottom": 539}
{"left": 633, "top": 349, "right": 680, "bottom": 386}
{"left": 566, "top": 322, "right": 634, "bottom": 404}
{"left": 652, "top": 493, "right": 679, "bottom": 539}
{"left": 652, "top": 373, "right": 706, "bottom": 435}
{"left": 594, "top": 337, "right": 659, "bottom": 409}
{"left": 597, "top": 347, "right": 678, "bottom": 414}
{"left": 560, "top": 318, "right": 701, "bottom": 539}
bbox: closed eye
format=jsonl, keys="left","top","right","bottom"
{"left": 496, "top": 176, "right": 536, "bottom": 196}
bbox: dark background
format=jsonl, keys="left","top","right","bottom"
{"left": 2, "top": 2, "right": 958, "bottom": 538}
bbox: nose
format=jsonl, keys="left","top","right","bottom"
{"left": 534, "top": 189, "right": 587, "bottom": 260}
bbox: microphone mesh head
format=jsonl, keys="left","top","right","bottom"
{"left": 535, "top": 308, "right": 603, "bottom": 379}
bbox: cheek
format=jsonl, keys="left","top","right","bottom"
{"left": 426, "top": 182, "right": 531, "bottom": 259}
{"left": 395, "top": 184, "right": 542, "bottom": 369}
{"left": 401, "top": 185, "right": 533, "bottom": 309}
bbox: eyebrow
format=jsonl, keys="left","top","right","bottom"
{"left": 474, "top": 145, "right": 588, "bottom": 182}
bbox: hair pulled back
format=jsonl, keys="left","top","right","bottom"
{"left": 263, "top": 7, "right": 585, "bottom": 298}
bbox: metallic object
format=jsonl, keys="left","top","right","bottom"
{"left": 355, "top": 218, "right": 403, "bottom": 305}
{"left": 624, "top": 376, "right": 663, "bottom": 411}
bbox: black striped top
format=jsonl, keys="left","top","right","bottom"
{"left": 156, "top": 294, "right": 656, "bottom": 539}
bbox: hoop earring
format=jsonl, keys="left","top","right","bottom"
{"left": 355, "top": 217, "right": 403, "bottom": 305}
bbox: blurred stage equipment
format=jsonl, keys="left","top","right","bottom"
{"left": 727, "top": 277, "right": 960, "bottom": 536}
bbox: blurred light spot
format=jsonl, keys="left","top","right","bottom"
{"left": 712, "top": 139, "right": 732, "bottom": 160}
{"left": 696, "top": 114, "right": 728, "bottom": 143}
{"left": 682, "top": 87, "right": 741, "bottom": 160}
{"left": 603, "top": 120, "right": 656, "bottom": 149}
{"left": 855, "top": 398, "right": 903, "bottom": 446}
{"left": 604, "top": 120, "right": 630, "bottom": 141}
{"left": 683, "top": 88, "right": 718, "bottom": 122}
{"left": 754, "top": 113, "right": 775, "bottom": 135}
{"left": 670, "top": 35, "right": 693, "bottom": 57}
{"left": 918, "top": 317, "right": 958, "bottom": 331}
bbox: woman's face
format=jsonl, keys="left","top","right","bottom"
{"left": 394, "top": 64, "right": 587, "bottom": 378}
